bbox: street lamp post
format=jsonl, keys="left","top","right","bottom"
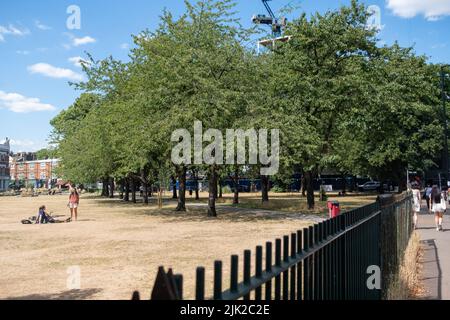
{"left": 441, "top": 65, "right": 450, "bottom": 187}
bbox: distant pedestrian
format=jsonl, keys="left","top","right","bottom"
{"left": 424, "top": 184, "right": 433, "bottom": 212}
{"left": 68, "top": 187, "right": 80, "bottom": 221}
{"left": 447, "top": 187, "right": 450, "bottom": 204}
{"left": 430, "top": 186, "right": 445, "bottom": 231}
{"left": 442, "top": 186, "right": 448, "bottom": 213}
{"left": 411, "top": 183, "right": 421, "bottom": 229}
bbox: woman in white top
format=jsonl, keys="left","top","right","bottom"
{"left": 430, "top": 186, "right": 445, "bottom": 231}
{"left": 411, "top": 183, "right": 421, "bottom": 229}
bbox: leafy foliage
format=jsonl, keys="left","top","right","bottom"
{"left": 50, "top": 0, "right": 446, "bottom": 211}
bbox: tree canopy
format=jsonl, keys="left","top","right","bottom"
{"left": 50, "top": 0, "right": 447, "bottom": 212}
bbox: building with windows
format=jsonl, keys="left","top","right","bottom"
{"left": 0, "top": 138, "right": 11, "bottom": 191}
{"left": 12, "top": 152, "right": 37, "bottom": 162}
{"left": 9, "top": 158, "right": 60, "bottom": 189}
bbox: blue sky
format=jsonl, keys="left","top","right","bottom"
{"left": 1, "top": 0, "right": 450, "bottom": 152}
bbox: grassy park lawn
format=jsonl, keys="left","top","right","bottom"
{"left": 220, "top": 192, "right": 378, "bottom": 215}
{"left": 0, "top": 192, "right": 374, "bottom": 300}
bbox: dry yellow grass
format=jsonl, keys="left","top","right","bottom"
{"left": 386, "top": 231, "right": 423, "bottom": 299}
{"left": 0, "top": 192, "right": 324, "bottom": 300}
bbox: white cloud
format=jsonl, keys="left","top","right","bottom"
{"left": 35, "top": 20, "right": 51, "bottom": 30}
{"left": 68, "top": 56, "right": 90, "bottom": 68}
{"left": 120, "top": 43, "right": 129, "bottom": 50}
{"left": 28, "top": 63, "right": 83, "bottom": 81}
{"left": 73, "top": 36, "right": 96, "bottom": 46}
{"left": 0, "top": 24, "right": 30, "bottom": 42}
{"left": 16, "top": 50, "right": 30, "bottom": 55}
{"left": 62, "top": 34, "right": 96, "bottom": 49}
{"left": 9, "top": 139, "right": 47, "bottom": 152}
{"left": 0, "top": 90, "right": 56, "bottom": 113}
{"left": 386, "top": 0, "right": 450, "bottom": 21}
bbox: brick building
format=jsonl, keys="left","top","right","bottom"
{"left": 9, "top": 158, "right": 59, "bottom": 189}
{"left": 0, "top": 138, "right": 10, "bottom": 191}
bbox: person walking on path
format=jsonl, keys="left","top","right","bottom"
{"left": 442, "top": 186, "right": 448, "bottom": 213}
{"left": 430, "top": 186, "right": 445, "bottom": 231}
{"left": 412, "top": 183, "right": 421, "bottom": 229}
{"left": 425, "top": 183, "right": 433, "bottom": 212}
{"left": 445, "top": 186, "right": 450, "bottom": 204}
{"left": 68, "top": 187, "right": 80, "bottom": 222}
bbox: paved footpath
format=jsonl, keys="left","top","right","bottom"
{"left": 417, "top": 207, "right": 450, "bottom": 299}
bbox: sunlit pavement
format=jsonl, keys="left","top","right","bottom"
{"left": 417, "top": 205, "right": 450, "bottom": 300}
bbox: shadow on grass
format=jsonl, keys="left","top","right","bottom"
{"left": 87, "top": 196, "right": 332, "bottom": 223}
{"left": 145, "top": 204, "right": 327, "bottom": 223}
{"left": 6, "top": 288, "right": 102, "bottom": 300}
{"left": 92, "top": 197, "right": 178, "bottom": 207}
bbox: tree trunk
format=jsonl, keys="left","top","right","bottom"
{"left": 218, "top": 178, "right": 223, "bottom": 198}
{"left": 157, "top": 186, "right": 163, "bottom": 209}
{"left": 140, "top": 169, "right": 149, "bottom": 205}
{"left": 208, "top": 166, "right": 217, "bottom": 217}
{"left": 398, "top": 171, "right": 407, "bottom": 193}
{"left": 101, "top": 178, "right": 108, "bottom": 197}
{"left": 261, "top": 175, "right": 269, "bottom": 202}
{"left": 301, "top": 172, "right": 306, "bottom": 197}
{"left": 191, "top": 169, "right": 200, "bottom": 200}
{"left": 171, "top": 176, "right": 178, "bottom": 199}
{"left": 341, "top": 174, "right": 347, "bottom": 195}
{"left": 305, "top": 171, "right": 315, "bottom": 210}
{"left": 109, "top": 177, "right": 114, "bottom": 198}
{"left": 215, "top": 179, "right": 219, "bottom": 199}
{"left": 176, "top": 166, "right": 187, "bottom": 211}
{"left": 195, "top": 173, "right": 200, "bottom": 200}
{"left": 350, "top": 175, "right": 356, "bottom": 192}
{"left": 119, "top": 180, "right": 124, "bottom": 199}
{"left": 233, "top": 167, "right": 239, "bottom": 205}
{"left": 124, "top": 178, "right": 130, "bottom": 202}
{"left": 131, "top": 178, "right": 136, "bottom": 203}
{"left": 143, "top": 182, "right": 149, "bottom": 204}
{"left": 397, "top": 161, "right": 408, "bottom": 193}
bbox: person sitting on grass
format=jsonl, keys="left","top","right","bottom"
{"left": 36, "top": 205, "right": 50, "bottom": 224}
{"left": 21, "top": 207, "right": 70, "bottom": 224}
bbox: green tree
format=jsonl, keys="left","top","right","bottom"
{"left": 131, "top": 0, "right": 257, "bottom": 215}
{"left": 36, "top": 147, "right": 57, "bottom": 160}
{"left": 334, "top": 45, "right": 443, "bottom": 188}
{"left": 271, "top": 0, "right": 379, "bottom": 208}
{"left": 50, "top": 93, "right": 101, "bottom": 142}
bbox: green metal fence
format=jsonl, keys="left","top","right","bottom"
{"left": 379, "top": 194, "right": 414, "bottom": 298}
{"left": 141, "top": 193, "right": 413, "bottom": 300}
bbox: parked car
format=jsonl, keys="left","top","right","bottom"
{"left": 358, "top": 181, "right": 381, "bottom": 192}
{"left": 8, "top": 183, "right": 24, "bottom": 191}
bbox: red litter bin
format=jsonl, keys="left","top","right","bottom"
{"left": 327, "top": 201, "right": 340, "bottom": 218}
